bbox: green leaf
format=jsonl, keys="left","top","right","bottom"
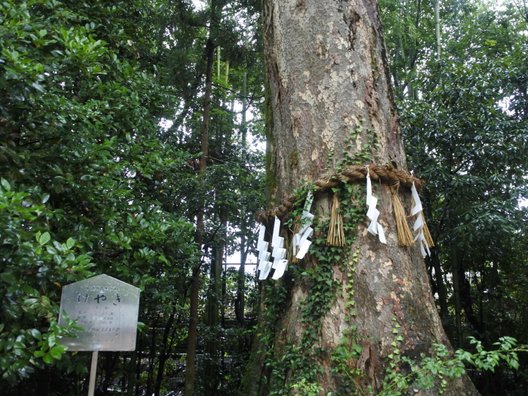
{"left": 1, "top": 178, "right": 11, "bottom": 191}
{"left": 0, "top": 272, "right": 16, "bottom": 284}
{"left": 39, "top": 232, "right": 51, "bottom": 246}
{"left": 42, "top": 354, "right": 53, "bottom": 364}
{"left": 31, "top": 82, "right": 45, "bottom": 92}
{"left": 30, "top": 328, "right": 41, "bottom": 339}
{"left": 66, "top": 237, "right": 75, "bottom": 249}
{"left": 49, "top": 345, "right": 64, "bottom": 360}
{"left": 53, "top": 240, "right": 63, "bottom": 251}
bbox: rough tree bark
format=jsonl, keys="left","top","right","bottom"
{"left": 243, "top": 0, "right": 478, "bottom": 394}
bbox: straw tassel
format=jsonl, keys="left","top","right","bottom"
{"left": 422, "top": 213, "right": 435, "bottom": 248}
{"left": 327, "top": 193, "right": 346, "bottom": 246}
{"left": 390, "top": 184, "right": 414, "bottom": 247}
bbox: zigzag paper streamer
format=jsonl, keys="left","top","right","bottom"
{"left": 256, "top": 224, "right": 272, "bottom": 280}
{"left": 293, "top": 191, "right": 314, "bottom": 260}
{"left": 365, "top": 169, "right": 386, "bottom": 244}
{"left": 258, "top": 261, "right": 272, "bottom": 280}
{"left": 411, "top": 182, "right": 431, "bottom": 258}
{"left": 256, "top": 224, "right": 266, "bottom": 252}
{"left": 270, "top": 216, "right": 287, "bottom": 279}
{"left": 272, "top": 259, "right": 288, "bottom": 279}
{"left": 256, "top": 216, "right": 291, "bottom": 281}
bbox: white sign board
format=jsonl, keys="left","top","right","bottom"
{"left": 58, "top": 274, "right": 140, "bottom": 351}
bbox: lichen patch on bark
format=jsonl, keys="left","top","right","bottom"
{"left": 321, "top": 298, "right": 345, "bottom": 349}
{"left": 365, "top": 248, "right": 376, "bottom": 262}
{"left": 379, "top": 259, "right": 393, "bottom": 278}
{"left": 311, "top": 149, "right": 319, "bottom": 161}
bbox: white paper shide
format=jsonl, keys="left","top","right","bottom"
{"left": 365, "top": 169, "right": 386, "bottom": 244}
{"left": 292, "top": 191, "right": 314, "bottom": 260}
{"left": 411, "top": 182, "right": 431, "bottom": 257}
{"left": 257, "top": 216, "right": 288, "bottom": 281}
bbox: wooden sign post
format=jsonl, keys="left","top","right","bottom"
{"left": 58, "top": 274, "right": 141, "bottom": 396}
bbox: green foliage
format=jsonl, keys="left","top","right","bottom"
{"left": 378, "top": 318, "right": 410, "bottom": 396}
{"left": 380, "top": 0, "right": 528, "bottom": 392}
{"left": 285, "top": 183, "right": 316, "bottom": 229}
{"left": 331, "top": 248, "right": 363, "bottom": 390}
{"left": 379, "top": 336, "right": 528, "bottom": 396}
{"left": 5, "top": 0, "right": 527, "bottom": 394}
{"left": 1, "top": 0, "right": 261, "bottom": 394}
{"left": 331, "top": 125, "right": 377, "bottom": 174}
{"left": 289, "top": 377, "right": 323, "bottom": 395}
{"left": 259, "top": 282, "right": 293, "bottom": 395}
{"left": 0, "top": 180, "right": 94, "bottom": 383}
{"left": 0, "top": 0, "right": 200, "bottom": 392}
{"left": 263, "top": 182, "right": 366, "bottom": 393}
{"left": 301, "top": 236, "right": 340, "bottom": 343}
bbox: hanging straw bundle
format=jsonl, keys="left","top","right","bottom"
{"left": 327, "top": 193, "right": 346, "bottom": 246}
{"left": 421, "top": 213, "right": 435, "bottom": 248}
{"left": 390, "top": 184, "right": 414, "bottom": 247}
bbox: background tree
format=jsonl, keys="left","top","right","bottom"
{"left": 380, "top": 0, "right": 528, "bottom": 393}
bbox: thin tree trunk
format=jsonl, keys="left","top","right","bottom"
{"left": 459, "top": 264, "right": 483, "bottom": 337}
{"left": 235, "top": 70, "right": 249, "bottom": 326}
{"left": 184, "top": 266, "right": 201, "bottom": 396}
{"left": 126, "top": 352, "right": 136, "bottom": 396}
{"left": 145, "top": 314, "right": 160, "bottom": 396}
{"left": 184, "top": 2, "right": 217, "bottom": 391}
{"left": 204, "top": 212, "right": 226, "bottom": 396}
{"left": 452, "top": 256, "right": 463, "bottom": 347}
{"left": 134, "top": 336, "right": 143, "bottom": 396}
{"left": 236, "top": 236, "right": 247, "bottom": 325}
{"left": 435, "top": 0, "right": 441, "bottom": 59}
{"left": 431, "top": 250, "right": 450, "bottom": 326}
{"left": 154, "top": 307, "right": 177, "bottom": 396}
{"left": 101, "top": 353, "right": 118, "bottom": 395}
{"left": 423, "top": 191, "right": 450, "bottom": 328}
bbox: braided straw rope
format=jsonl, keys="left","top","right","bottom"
{"left": 256, "top": 164, "right": 423, "bottom": 223}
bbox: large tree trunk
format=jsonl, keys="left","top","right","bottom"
{"left": 243, "top": 0, "right": 478, "bottom": 394}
